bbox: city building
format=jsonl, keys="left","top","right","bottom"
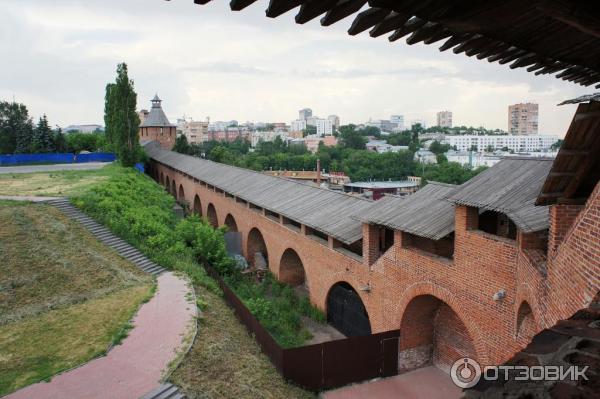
{"left": 304, "top": 134, "right": 338, "bottom": 153}
{"left": 366, "top": 140, "right": 409, "bottom": 153}
{"left": 414, "top": 149, "right": 437, "bottom": 164}
{"left": 508, "top": 102, "right": 538, "bottom": 135}
{"left": 316, "top": 118, "right": 334, "bottom": 136}
{"left": 343, "top": 181, "right": 420, "bottom": 200}
{"left": 138, "top": 95, "right": 176, "bottom": 149}
{"left": 328, "top": 115, "right": 340, "bottom": 132}
{"left": 264, "top": 170, "right": 351, "bottom": 188}
{"left": 299, "top": 108, "right": 312, "bottom": 120}
{"left": 410, "top": 119, "right": 427, "bottom": 129}
{"left": 445, "top": 150, "right": 503, "bottom": 168}
{"left": 390, "top": 115, "right": 404, "bottom": 131}
{"left": 179, "top": 119, "right": 209, "bottom": 144}
{"left": 442, "top": 134, "right": 558, "bottom": 152}
{"left": 436, "top": 111, "right": 453, "bottom": 128}
{"left": 205, "top": 128, "right": 250, "bottom": 144}
{"left": 63, "top": 124, "right": 104, "bottom": 133}
{"left": 291, "top": 119, "right": 307, "bottom": 132}
{"left": 251, "top": 130, "right": 287, "bottom": 147}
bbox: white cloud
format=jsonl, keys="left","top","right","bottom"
{"left": 0, "top": 0, "right": 591, "bottom": 136}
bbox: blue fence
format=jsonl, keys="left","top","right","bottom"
{"left": 0, "top": 152, "right": 116, "bottom": 166}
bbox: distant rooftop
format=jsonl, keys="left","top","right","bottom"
{"left": 344, "top": 181, "right": 419, "bottom": 189}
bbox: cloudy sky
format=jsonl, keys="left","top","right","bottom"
{"left": 1, "top": 0, "right": 593, "bottom": 136}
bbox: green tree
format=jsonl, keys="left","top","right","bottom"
{"left": 104, "top": 63, "right": 141, "bottom": 166}
{"left": 54, "top": 128, "right": 67, "bottom": 152}
{"left": 0, "top": 101, "right": 34, "bottom": 154}
{"left": 302, "top": 125, "right": 317, "bottom": 137}
{"left": 339, "top": 125, "right": 366, "bottom": 150}
{"left": 484, "top": 145, "right": 495, "bottom": 153}
{"left": 173, "top": 134, "right": 190, "bottom": 154}
{"left": 32, "top": 115, "right": 54, "bottom": 153}
{"left": 551, "top": 139, "right": 563, "bottom": 150}
{"left": 429, "top": 140, "right": 451, "bottom": 155}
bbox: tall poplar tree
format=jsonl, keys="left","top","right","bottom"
{"left": 104, "top": 63, "right": 141, "bottom": 166}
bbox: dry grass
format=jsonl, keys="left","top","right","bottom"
{"left": 170, "top": 288, "right": 315, "bottom": 399}
{"left": 0, "top": 167, "right": 121, "bottom": 197}
{"left": 0, "top": 202, "right": 154, "bottom": 396}
{"left": 0, "top": 203, "right": 151, "bottom": 324}
{"left": 0, "top": 284, "right": 153, "bottom": 396}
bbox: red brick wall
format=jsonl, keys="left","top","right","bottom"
{"left": 151, "top": 160, "right": 600, "bottom": 373}
{"left": 140, "top": 126, "right": 175, "bottom": 149}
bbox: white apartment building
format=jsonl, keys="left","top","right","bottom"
{"left": 316, "top": 118, "right": 334, "bottom": 136}
{"left": 442, "top": 134, "right": 559, "bottom": 152}
{"left": 328, "top": 115, "right": 340, "bottom": 131}
{"left": 291, "top": 119, "right": 307, "bottom": 132}
{"left": 390, "top": 115, "right": 404, "bottom": 131}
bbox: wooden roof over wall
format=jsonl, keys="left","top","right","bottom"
{"left": 181, "top": 0, "right": 600, "bottom": 87}
{"left": 536, "top": 99, "right": 600, "bottom": 205}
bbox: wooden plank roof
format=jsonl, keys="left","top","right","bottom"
{"left": 536, "top": 99, "right": 600, "bottom": 205}
{"left": 448, "top": 157, "right": 553, "bottom": 232}
{"left": 144, "top": 141, "right": 371, "bottom": 244}
{"left": 181, "top": 0, "right": 600, "bottom": 88}
{"left": 355, "top": 182, "right": 457, "bottom": 240}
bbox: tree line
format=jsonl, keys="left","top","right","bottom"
{"left": 172, "top": 124, "right": 486, "bottom": 185}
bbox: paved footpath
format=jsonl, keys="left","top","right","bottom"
{"left": 0, "top": 162, "right": 111, "bottom": 174}
{"left": 6, "top": 272, "right": 196, "bottom": 399}
{"left": 322, "top": 367, "right": 462, "bottom": 399}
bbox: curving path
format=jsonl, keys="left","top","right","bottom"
{"left": 5, "top": 271, "right": 196, "bottom": 399}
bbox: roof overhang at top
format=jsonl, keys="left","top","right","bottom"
{"left": 536, "top": 96, "right": 600, "bottom": 205}
{"left": 180, "top": 0, "right": 600, "bottom": 88}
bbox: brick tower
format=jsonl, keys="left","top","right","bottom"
{"left": 139, "top": 94, "right": 176, "bottom": 149}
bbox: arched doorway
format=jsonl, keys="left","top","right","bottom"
{"left": 193, "top": 195, "right": 202, "bottom": 216}
{"left": 224, "top": 214, "right": 238, "bottom": 232}
{"left": 279, "top": 248, "right": 306, "bottom": 287}
{"left": 247, "top": 227, "right": 268, "bottom": 268}
{"left": 178, "top": 184, "right": 185, "bottom": 202}
{"left": 165, "top": 176, "right": 170, "bottom": 191}
{"left": 326, "top": 282, "right": 371, "bottom": 337}
{"left": 171, "top": 180, "right": 176, "bottom": 197}
{"left": 399, "top": 295, "right": 477, "bottom": 372}
{"left": 516, "top": 301, "right": 536, "bottom": 343}
{"left": 160, "top": 172, "right": 164, "bottom": 186}
{"left": 206, "top": 203, "right": 218, "bottom": 227}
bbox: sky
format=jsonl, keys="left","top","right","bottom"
{"left": 0, "top": 0, "right": 594, "bottom": 136}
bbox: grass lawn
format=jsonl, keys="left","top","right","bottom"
{"left": 170, "top": 288, "right": 315, "bottom": 399}
{"left": 0, "top": 164, "right": 125, "bottom": 197}
{"left": 0, "top": 202, "right": 154, "bottom": 395}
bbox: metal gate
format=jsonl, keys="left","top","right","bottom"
{"left": 327, "top": 283, "right": 372, "bottom": 337}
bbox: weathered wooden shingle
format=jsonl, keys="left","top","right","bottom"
{"left": 144, "top": 142, "right": 371, "bottom": 244}
{"left": 448, "top": 157, "right": 552, "bottom": 232}
{"left": 355, "top": 182, "right": 457, "bottom": 240}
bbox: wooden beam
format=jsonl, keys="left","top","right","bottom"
{"left": 388, "top": 17, "right": 426, "bottom": 42}
{"left": 230, "top": 0, "right": 258, "bottom": 11}
{"left": 296, "top": 0, "right": 338, "bottom": 24}
{"left": 348, "top": 7, "right": 391, "bottom": 35}
{"left": 266, "top": 0, "right": 304, "bottom": 18}
{"left": 321, "top": 0, "right": 367, "bottom": 27}
{"left": 369, "top": 11, "right": 411, "bottom": 38}
{"left": 538, "top": 0, "right": 600, "bottom": 39}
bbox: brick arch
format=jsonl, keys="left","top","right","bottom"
{"left": 325, "top": 281, "right": 372, "bottom": 337}
{"left": 515, "top": 283, "right": 543, "bottom": 328}
{"left": 395, "top": 282, "right": 489, "bottom": 367}
{"left": 178, "top": 184, "right": 185, "bottom": 202}
{"left": 165, "top": 175, "right": 170, "bottom": 191}
{"left": 193, "top": 194, "right": 202, "bottom": 216}
{"left": 516, "top": 301, "right": 536, "bottom": 344}
{"left": 160, "top": 171, "right": 164, "bottom": 186}
{"left": 206, "top": 203, "right": 218, "bottom": 228}
{"left": 247, "top": 227, "right": 269, "bottom": 268}
{"left": 278, "top": 248, "right": 306, "bottom": 287}
{"left": 224, "top": 213, "right": 238, "bottom": 232}
{"left": 170, "top": 180, "right": 176, "bottom": 197}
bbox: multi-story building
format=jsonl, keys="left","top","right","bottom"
{"left": 443, "top": 134, "right": 558, "bottom": 152}
{"left": 436, "top": 111, "right": 453, "bottom": 128}
{"left": 316, "top": 118, "right": 334, "bottom": 136}
{"left": 508, "top": 102, "right": 538, "bottom": 135}
{"left": 251, "top": 130, "right": 287, "bottom": 147}
{"left": 299, "top": 108, "right": 312, "bottom": 120}
{"left": 328, "top": 115, "right": 340, "bottom": 132}
{"left": 410, "top": 119, "right": 428, "bottom": 129}
{"left": 390, "top": 115, "right": 404, "bottom": 131}
{"left": 179, "top": 119, "right": 209, "bottom": 144}
{"left": 366, "top": 119, "right": 397, "bottom": 132}
{"left": 204, "top": 128, "right": 250, "bottom": 144}
{"left": 291, "top": 119, "right": 307, "bottom": 132}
